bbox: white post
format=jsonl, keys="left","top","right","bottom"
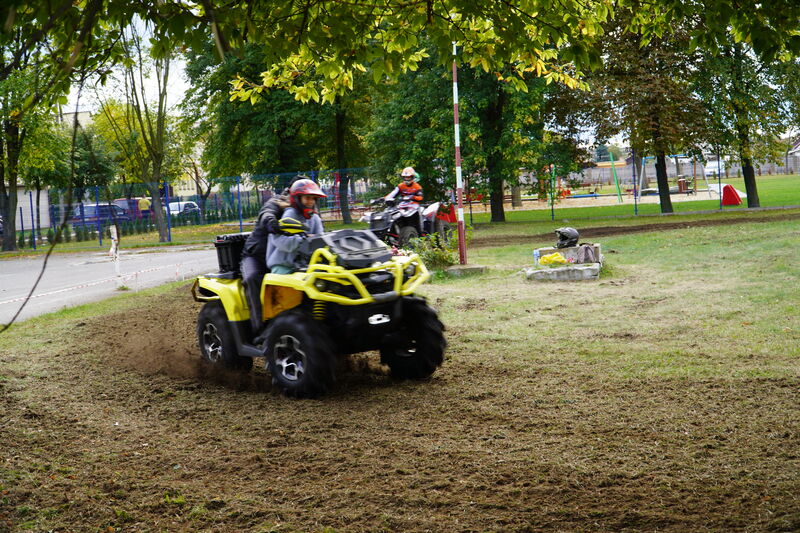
{"left": 108, "top": 225, "right": 121, "bottom": 284}
{"left": 452, "top": 42, "right": 467, "bottom": 265}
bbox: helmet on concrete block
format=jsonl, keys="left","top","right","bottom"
{"left": 555, "top": 227, "right": 579, "bottom": 248}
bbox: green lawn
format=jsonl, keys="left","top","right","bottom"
{"left": 465, "top": 173, "right": 800, "bottom": 224}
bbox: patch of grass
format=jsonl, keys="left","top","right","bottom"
{"left": 164, "top": 491, "right": 187, "bottom": 506}
{"left": 113, "top": 507, "right": 135, "bottom": 523}
{"left": 187, "top": 504, "right": 207, "bottom": 519}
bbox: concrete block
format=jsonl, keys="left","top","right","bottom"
{"left": 534, "top": 244, "right": 603, "bottom": 266}
{"left": 445, "top": 264, "right": 487, "bottom": 276}
{"left": 524, "top": 263, "right": 600, "bottom": 281}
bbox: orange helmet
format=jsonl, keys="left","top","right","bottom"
{"left": 289, "top": 178, "right": 327, "bottom": 219}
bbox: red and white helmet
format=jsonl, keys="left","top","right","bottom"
{"left": 401, "top": 166, "right": 417, "bottom": 184}
{"left": 289, "top": 178, "right": 327, "bottom": 219}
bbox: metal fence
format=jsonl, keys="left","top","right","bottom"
{"left": 10, "top": 169, "right": 380, "bottom": 249}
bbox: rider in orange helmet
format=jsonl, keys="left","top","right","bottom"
{"left": 385, "top": 166, "right": 423, "bottom": 206}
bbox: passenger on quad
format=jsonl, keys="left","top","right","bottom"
{"left": 385, "top": 166, "right": 423, "bottom": 207}
{"left": 240, "top": 175, "right": 303, "bottom": 333}
{"left": 266, "top": 179, "right": 326, "bottom": 274}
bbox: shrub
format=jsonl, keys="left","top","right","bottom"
{"left": 409, "top": 236, "right": 454, "bottom": 270}
{"left": 63, "top": 225, "right": 72, "bottom": 242}
{"left": 17, "top": 231, "right": 25, "bottom": 249}
{"left": 47, "top": 228, "right": 55, "bottom": 244}
{"left": 408, "top": 224, "right": 473, "bottom": 271}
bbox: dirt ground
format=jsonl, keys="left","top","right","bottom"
{"left": 1, "top": 225, "right": 799, "bottom": 531}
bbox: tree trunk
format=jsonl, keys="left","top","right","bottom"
{"left": 489, "top": 178, "right": 505, "bottom": 222}
{"left": 191, "top": 161, "right": 210, "bottom": 224}
{"left": 741, "top": 156, "right": 760, "bottom": 207}
{"left": 511, "top": 185, "right": 522, "bottom": 207}
{"left": 648, "top": 105, "right": 673, "bottom": 213}
{"left": 655, "top": 151, "right": 674, "bottom": 213}
{"left": 144, "top": 182, "right": 168, "bottom": 241}
{"left": 730, "top": 41, "right": 759, "bottom": 208}
{"left": 1, "top": 120, "right": 23, "bottom": 251}
{"left": 485, "top": 80, "right": 506, "bottom": 222}
{"left": 334, "top": 98, "right": 352, "bottom": 224}
{"left": 734, "top": 120, "right": 760, "bottom": 208}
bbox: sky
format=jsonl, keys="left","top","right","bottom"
{"left": 65, "top": 56, "right": 191, "bottom": 116}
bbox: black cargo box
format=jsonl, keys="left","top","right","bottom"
{"left": 214, "top": 232, "right": 251, "bottom": 274}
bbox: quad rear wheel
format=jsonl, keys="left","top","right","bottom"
{"left": 265, "top": 310, "right": 336, "bottom": 397}
{"left": 434, "top": 219, "right": 453, "bottom": 247}
{"left": 197, "top": 302, "right": 253, "bottom": 371}
{"left": 380, "top": 297, "right": 446, "bottom": 379}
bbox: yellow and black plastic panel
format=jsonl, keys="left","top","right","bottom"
{"left": 192, "top": 277, "right": 250, "bottom": 322}
{"left": 261, "top": 249, "right": 429, "bottom": 306}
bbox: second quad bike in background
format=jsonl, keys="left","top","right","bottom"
{"left": 361, "top": 198, "right": 455, "bottom": 247}
{"left": 192, "top": 229, "right": 446, "bottom": 398}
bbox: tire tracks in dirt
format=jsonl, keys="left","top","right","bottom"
{"left": 470, "top": 211, "right": 800, "bottom": 248}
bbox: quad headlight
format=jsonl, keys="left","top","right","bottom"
{"left": 313, "top": 279, "right": 328, "bottom": 291}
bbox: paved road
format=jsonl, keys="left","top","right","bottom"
{"left": 0, "top": 245, "right": 219, "bottom": 324}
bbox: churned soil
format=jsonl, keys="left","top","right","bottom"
{"left": 1, "top": 243, "right": 799, "bottom": 530}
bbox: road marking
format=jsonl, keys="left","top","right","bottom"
{"left": 0, "top": 265, "right": 173, "bottom": 306}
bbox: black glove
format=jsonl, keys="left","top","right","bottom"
{"left": 267, "top": 216, "right": 288, "bottom": 235}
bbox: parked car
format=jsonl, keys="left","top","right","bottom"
{"left": 167, "top": 201, "right": 200, "bottom": 218}
{"left": 71, "top": 204, "right": 131, "bottom": 228}
{"left": 0, "top": 214, "right": 3, "bottom": 236}
{"left": 113, "top": 198, "right": 148, "bottom": 220}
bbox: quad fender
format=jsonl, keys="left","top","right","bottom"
{"left": 192, "top": 276, "right": 250, "bottom": 322}
{"left": 421, "top": 202, "right": 440, "bottom": 221}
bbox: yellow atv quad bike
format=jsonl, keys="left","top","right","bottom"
{"left": 192, "top": 229, "right": 446, "bottom": 397}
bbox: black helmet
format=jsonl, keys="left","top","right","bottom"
{"left": 555, "top": 227, "right": 579, "bottom": 248}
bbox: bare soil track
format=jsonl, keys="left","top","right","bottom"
{"left": 471, "top": 212, "right": 800, "bottom": 248}
{"left": 1, "top": 215, "right": 799, "bottom": 531}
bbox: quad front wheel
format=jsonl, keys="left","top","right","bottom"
{"left": 398, "top": 226, "right": 419, "bottom": 247}
{"left": 380, "top": 297, "right": 446, "bottom": 379}
{"left": 197, "top": 302, "right": 253, "bottom": 371}
{"left": 265, "top": 310, "right": 336, "bottom": 397}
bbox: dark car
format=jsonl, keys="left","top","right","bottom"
{"left": 114, "top": 198, "right": 145, "bottom": 220}
{"left": 167, "top": 201, "right": 200, "bottom": 218}
{"left": 71, "top": 204, "right": 131, "bottom": 228}
{"left": 0, "top": 214, "right": 3, "bottom": 236}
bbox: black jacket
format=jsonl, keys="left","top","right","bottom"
{"left": 242, "top": 194, "right": 289, "bottom": 259}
